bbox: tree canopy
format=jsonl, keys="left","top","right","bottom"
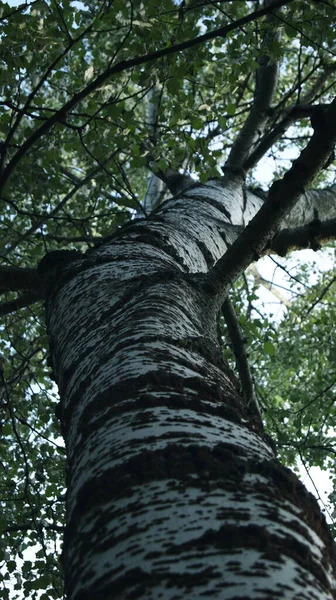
{"left": 0, "top": 0, "right": 336, "bottom": 598}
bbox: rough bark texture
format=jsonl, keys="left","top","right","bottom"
{"left": 42, "top": 178, "right": 336, "bottom": 599}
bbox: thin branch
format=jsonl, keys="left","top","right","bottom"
{"left": 1, "top": 150, "right": 119, "bottom": 258}
{"left": 4, "top": 523, "right": 64, "bottom": 533}
{"left": 52, "top": 0, "right": 73, "bottom": 42}
{"left": 2, "top": 16, "right": 97, "bottom": 160}
{"left": 222, "top": 296, "right": 261, "bottom": 420}
{"left": 1, "top": 374, "right": 30, "bottom": 498}
{"left": 34, "top": 233, "right": 100, "bottom": 244}
{"left": 0, "top": 1, "right": 40, "bottom": 22}
{"left": 275, "top": 12, "right": 336, "bottom": 59}
{"left": 247, "top": 263, "right": 292, "bottom": 307}
{"left": 268, "top": 255, "right": 309, "bottom": 288}
{"left": 0, "top": 293, "right": 42, "bottom": 316}
{"left": 298, "top": 450, "right": 335, "bottom": 523}
{"left": 244, "top": 64, "right": 336, "bottom": 170}
{"left": 244, "top": 102, "right": 332, "bottom": 171}
{"left": 304, "top": 275, "right": 336, "bottom": 316}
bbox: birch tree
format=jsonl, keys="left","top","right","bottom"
{"left": 1, "top": 1, "right": 336, "bottom": 599}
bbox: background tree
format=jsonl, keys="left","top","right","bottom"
{"left": 0, "top": 0, "right": 336, "bottom": 598}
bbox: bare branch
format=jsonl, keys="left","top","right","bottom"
{"left": 270, "top": 216, "right": 336, "bottom": 255}
{"left": 244, "top": 66, "right": 336, "bottom": 170}
{"left": 247, "top": 264, "right": 292, "bottom": 307}
{"left": 206, "top": 96, "right": 336, "bottom": 301}
{"left": 0, "top": 266, "right": 43, "bottom": 294}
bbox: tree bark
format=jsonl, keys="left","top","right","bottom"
{"left": 41, "top": 177, "right": 336, "bottom": 600}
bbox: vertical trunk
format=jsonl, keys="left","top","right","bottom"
{"left": 42, "top": 179, "right": 336, "bottom": 599}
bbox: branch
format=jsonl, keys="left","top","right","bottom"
{"left": 222, "top": 296, "right": 261, "bottom": 419}
{"left": 304, "top": 274, "right": 336, "bottom": 316}
{"left": 204, "top": 96, "right": 336, "bottom": 302}
{"left": 4, "top": 522, "right": 64, "bottom": 533}
{"left": 283, "top": 184, "right": 336, "bottom": 228}
{"left": 270, "top": 216, "right": 336, "bottom": 255}
{"left": 34, "top": 233, "right": 100, "bottom": 244}
{"left": 1, "top": 150, "right": 119, "bottom": 258}
{"left": 0, "top": 1, "right": 40, "bottom": 22}
{"left": 244, "top": 62, "right": 336, "bottom": 170}
{"left": 247, "top": 264, "right": 292, "bottom": 307}
{"left": 0, "top": 0, "right": 295, "bottom": 193}
{"left": 2, "top": 19, "right": 96, "bottom": 160}
{"left": 225, "top": 0, "right": 281, "bottom": 171}
{"left": 244, "top": 102, "right": 331, "bottom": 171}
{"left": 0, "top": 266, "right": 42, "bottom": 294}
{"left": 142, "top": 86, "right": 165, "bottom": 214}
{"left": 0, "top": 292, "right": 42, "bottom": 316}
{"left": 154, "top": 167, "right": 196, "bottom": 195}
{"left": 143, "top": 134, "right": 196, "bottom": 194}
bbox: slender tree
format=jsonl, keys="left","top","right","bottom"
{"left": 1, "top": 1, "right": 336, "bottom": 599}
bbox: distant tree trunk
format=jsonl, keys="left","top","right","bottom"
{"left": 41, "top": 176, "right": 336, "bottom": 600}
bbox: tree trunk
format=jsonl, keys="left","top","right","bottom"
{"left": 41, "top": 177, "right": 336, "bottom": 599}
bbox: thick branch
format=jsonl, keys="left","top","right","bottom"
{"left": 205, "top": 96, "right": 336, "bottom": 302}
{"left": 0, "top": 0, "right": 294, "bottom": 194}
{"left": 270, "top": 216, "right": 336, "bottom": 255}
{"left": 0, "top": 266, "right": 43, "bottom": 294}
{"left": 282, "top": 184, "right": 336, "bottom": 228}
{"left": 225, "top": 0, "right": 281, "bottom": 171}
{"left": 244, "top": 103, "right": 331, "bottom": 171}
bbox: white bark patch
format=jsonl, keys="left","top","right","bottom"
{"left": 66, "top": 409, "right": 274, "bottom": 515}
{"left": 67, "top": 480, "right": 335, "bottom": 600}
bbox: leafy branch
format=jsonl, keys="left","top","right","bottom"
{"left": 0, "top": 0, "right": 294, "bottom": 194}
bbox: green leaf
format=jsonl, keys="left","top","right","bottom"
{"left": 285, "top": 25, "right": 297, "bottom": 39}
{"left": 226, "top": 103, "right": 236, "bottom": 116}
{"left": 263, "top": 341, "right": 276, "bottom": 355}
{"left": 190, "top": 116, "right": 203, "bottom": 130}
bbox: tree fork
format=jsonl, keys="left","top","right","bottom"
{"left": 40, "top": 218, "right": 336, "bottom": 599}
